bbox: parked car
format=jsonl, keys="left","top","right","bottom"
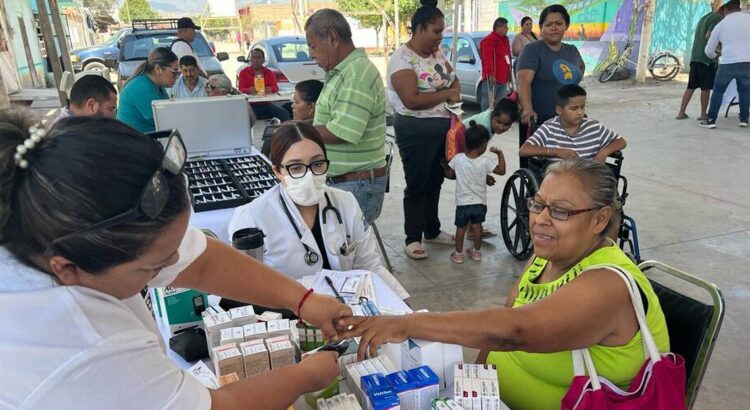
{"left": 442, "top": 32, "right": 514, "bottom": 104}
{"left": 110, "top": 22, "right": 228, "bottom": 90}
{"left": 69, "top": 28, "right": 131, "bottom": 73}
{"left": 236, "top": 36, "right": 324, "bottom": 93}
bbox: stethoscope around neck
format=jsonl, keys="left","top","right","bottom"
{"left": 279, "top": 190, "right": 353, "bottom": 266}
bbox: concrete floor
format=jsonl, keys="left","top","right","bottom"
{"left": 373, "top": 78, "right": 750, "bottom": 409}
{"left": 38, "top": 45, "right": 744, "bottom": 406}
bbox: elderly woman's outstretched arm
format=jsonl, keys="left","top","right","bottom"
{"left": 337, "top": 267, "right": 638, "bottom": 360}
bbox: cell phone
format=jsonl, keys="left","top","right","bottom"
{"left": 318, "top": 339, "right": 350, "bottom": 356}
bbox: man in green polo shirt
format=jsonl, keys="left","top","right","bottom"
{"left": 305, "top": 9, "right": 387, "bottom": 224}
{"left": 676, "top": 1, "right": 729, "bottom": 120}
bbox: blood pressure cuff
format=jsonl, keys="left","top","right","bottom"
{"left": 169, "top": 327, "right": 208, "bottom": 362}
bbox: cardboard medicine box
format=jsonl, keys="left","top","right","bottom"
{"left": 239, "top": 339, "right": 270, "bottom": 378}
{"left": 267, "top": 338, "right": 296, "bottom": 369}
{"left": 220, "top": 326, "right": 245, "bottom": 346}
{"left": 229, "top": 305, "right": 257, "bottom": 328}
{"left": 204, "top": 312, "right": 233, "bottom": 349}
{"left": 212, "top": 344, "right": 245, "bottom": 380}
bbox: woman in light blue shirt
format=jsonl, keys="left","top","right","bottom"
{"left": 117, "top": 47, "right": 179, "bottom": 133}
{"left": 462, "top": 97, "right": 519, "bottom": 136}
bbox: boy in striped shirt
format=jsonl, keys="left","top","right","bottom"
{"left": 519, "top": 84, "right": 626, "bottom": 163}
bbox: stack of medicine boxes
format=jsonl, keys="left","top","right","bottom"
{"left": 452, "top": 364, "right": 501, "bottom": 410}
{"left": 345, "top": 358, "right": 440, "bottom": 410}
{"left": 202, "top": 305, "right": 298, "bottom": 383}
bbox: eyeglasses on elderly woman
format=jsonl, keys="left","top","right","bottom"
{"left": 527, "top": 198, "right": 602, "bottom": 221}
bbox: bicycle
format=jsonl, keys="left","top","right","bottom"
{"left": 598, "top": 42, "right": 682, "bottom": 83}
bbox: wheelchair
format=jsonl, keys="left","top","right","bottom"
{"left": 499, "top": 152, "right": 641, "bottom": 261}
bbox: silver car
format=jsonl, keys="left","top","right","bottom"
{"left": 442, "top": 32, "right": 514, "bottom": 104}
{"left": 112, "top": 30, "right": 228, "bottom": 89}
{"left": 237, "top": 36, "right": 325, "bottom": 93}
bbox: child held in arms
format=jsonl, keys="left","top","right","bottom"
{"left": 519, "top": 84, "right": 626, "bottom": 163}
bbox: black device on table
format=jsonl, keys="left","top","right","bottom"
{"left": 318, "top": 339, "right": 350, "bottom": 356}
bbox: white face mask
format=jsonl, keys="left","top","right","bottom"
{"left": 283, "top": 172, "right": 327, "bottom": 206}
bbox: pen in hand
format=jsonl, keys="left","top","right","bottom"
{"left": 324, "top": 276, "right": 345, "bottom": 303}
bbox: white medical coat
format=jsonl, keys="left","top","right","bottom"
{"left": 228, "top": 185, "right": 409, "bottom": 299}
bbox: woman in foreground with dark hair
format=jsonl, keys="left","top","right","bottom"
{"left": 0, "top": 109, "right": 350, "bottom": 409}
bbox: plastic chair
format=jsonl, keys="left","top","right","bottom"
{"left": 370, "top": 133, "right": 396, "bottom": 273}
{"left": 638, "top": 260, "right": 725, "bottom": 409}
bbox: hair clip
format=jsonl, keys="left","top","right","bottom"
{"left": 14, "top": 124, "right": 46, "bottom": 169}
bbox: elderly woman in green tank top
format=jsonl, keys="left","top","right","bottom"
{"left": 337, "top": 159, "right": 669, "bottom": 410}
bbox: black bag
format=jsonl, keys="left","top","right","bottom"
{"left": 169, "top": 327, "right": 208, "bottom": 362}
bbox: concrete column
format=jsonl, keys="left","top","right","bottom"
{"left": 634, "top": 0, "right": 656, "bottom": 83}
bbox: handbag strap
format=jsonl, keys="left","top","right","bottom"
{"left": 571, "top": 264, "right": 662, "bottom": 385}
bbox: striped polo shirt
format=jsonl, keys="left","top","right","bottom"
{"left": 314, "top": 48, "right": 386, "bottom": 176}
{"left": 527, "top": 116, "right": 620, "bottom": 159}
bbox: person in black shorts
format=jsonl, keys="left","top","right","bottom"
{"left": 676, "top": 3, "right": 728, "bottom": 120}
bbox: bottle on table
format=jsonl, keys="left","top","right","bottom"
{"left": 254, "top": 74, "right": 265, "bottom": 96}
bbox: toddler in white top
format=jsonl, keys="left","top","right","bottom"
{"left": 445, "top": 121, "right": 506, "bottom": 263}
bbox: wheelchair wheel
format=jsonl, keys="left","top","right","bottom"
{"left": 501, "top": 168, "right": 539, "bottom": 260}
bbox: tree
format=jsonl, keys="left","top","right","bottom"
{"left": 83, "top": 0, "right": 118, "bottom": 16}
{"left": 119, "top": 0, "right": 159, "bottom": 24}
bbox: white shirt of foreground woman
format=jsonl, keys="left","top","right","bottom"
{"left": 229, "top": 184, "right": 409, "bottom": 300}
{"left": 0, "top": 228, "right": 211, "bottom": 409}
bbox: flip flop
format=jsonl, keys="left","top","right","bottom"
{"left": 675, "top": 113, "right": 689, "bottom": 120}
{"left": 405, "top": 242, "right": 428, "bottom": 260}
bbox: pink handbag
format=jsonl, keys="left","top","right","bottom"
{"left": 560, "top": 266, "right": 687, "bottom": 410}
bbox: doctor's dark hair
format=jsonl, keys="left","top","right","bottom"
{"left": 465, "top": 120, "right": 490, "bottom": 150}
{"left": 411, "top": 0, "right": 444, "bottom": 34}
{"left": 269, "top": 122, "right": 328, "bottom": 168}
{"left": 539, "top": 4, "right": 571, "bottom": 27}
{"left": 0, "top": 108, "right": 188, "bottom": 274}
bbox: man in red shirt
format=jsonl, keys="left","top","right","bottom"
{"left": 479, "top": 17, "right": 512, "bottom": 111}
{"left": 238, "top": 48, "right": 290, "bottom": 121}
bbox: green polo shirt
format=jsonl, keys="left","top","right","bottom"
{"left": 690, "top": 12, "right": 722, "bottom": 66}
{"left": 314, "top": 48, "right": 386, "bottom": 176}
{"left": 117, "top": 74, "right": 169, "bottom": 133}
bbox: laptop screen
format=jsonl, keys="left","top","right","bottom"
{"left": 153, "top": 95, "right": 253, "bottom": 158}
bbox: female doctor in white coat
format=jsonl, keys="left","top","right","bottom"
{"left": 229, "top": 123, "right": 409, "bottom": 299}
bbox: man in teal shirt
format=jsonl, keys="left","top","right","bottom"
{"left": 676, "top": 2, "right": 728, "bottom": 120}
{"left": 117, "top": 47, "right": 179, "bottom": 133}
{"left": 305, "top": 9, "right": 387, "bottom": 224}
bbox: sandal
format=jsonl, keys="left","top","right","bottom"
{"left": 405, "top": 242, "right": 428, "bottom": 260}
{"left": 675, "top": 113, "right": 689, "bottom": 120}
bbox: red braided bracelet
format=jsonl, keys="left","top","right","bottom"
{"left": 297, "top": 289, "right": 314, "bottom": 318}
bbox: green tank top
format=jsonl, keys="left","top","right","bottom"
{"left": 486, "top": 244, "right": 669, "bottom": 410}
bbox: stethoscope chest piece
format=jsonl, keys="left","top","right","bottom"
{"left": 304, "top": 249, "right": 319, "bottom": 266}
